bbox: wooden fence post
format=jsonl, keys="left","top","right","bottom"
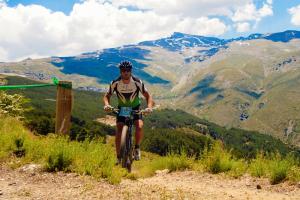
{"left": 55, "top": 81, "right": 73, "bottom": 135}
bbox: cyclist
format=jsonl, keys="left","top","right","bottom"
{"left": 103, "top": 61, "right": 154, "bottom": 164}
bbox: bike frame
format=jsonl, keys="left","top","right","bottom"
{"left": 122, "top": 112, "right": 134, "bottom": 171}
{"left": 109, "top": 106, "right": 158, "bottom": 172}
{"left": 116, "top": 109, "right": 138, "bottom": 172}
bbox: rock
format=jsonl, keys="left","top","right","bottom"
{"left": 245, "top": 177, "right": 252, "bottom": 186}
{"left": 0, "top": 191, "right": 3, "bottom": 195}
{"left": 19, "top": 164, "right": 42, "bottom": 173}
{"left": 256, "top": 184, "right": 262, "bottom": 190}
{"left": 8, "top": 182, "right": 16, "bottom": 186}
{"left": 29, "top": 172, "right": 36, "bottom": 177}
{"left": 67, "top": 173, "right": 79, "bottom": 177}
{"left": 155, "top": 169, "right": 170, "bottom": 175}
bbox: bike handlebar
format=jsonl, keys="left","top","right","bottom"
{"left": 107, "top": 105, "right": 160, "bottom": 115}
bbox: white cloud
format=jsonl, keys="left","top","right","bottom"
{"left": 234, "top": 22, "right": 251, "bottom": 32}
{"left": 288, "top": 5, "right": 300, "bottom": 26}
{"left": 0, "top": 0, "right": 275, "bottom": 62}
{"left": 232, "top": 1, "right": 273, "bottom": 22}
{"left": 0, "top": 0, "right": 228, "bottom": 61}
{"left": 0, "top": 0, "right": 7, "bottom": 8}
{"left": 108, "top": 0, "right": 250, "bottom": 17}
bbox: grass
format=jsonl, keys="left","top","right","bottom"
{"left": 0, "top": 116, "right": 125, "bottom": 184}
{"left": 268, "top": 153, "right": 296, "bottom": 184}
{"left": 135, "top": 151, "right": 193, "bottom": 177}
{"left": 201, "top": 142, "right": 234, "bottom": 174}
{"left": 249, "top": 152, "right": 268, "bottom": 178}
{"left": 199, "top": 142, "right": 247, "bottom": 178}
{"left": 1, "top": 115, "right": 300, "bottom": 185}
{"left": 249, "top": 151, "right": 300, "bottom": 184}
{"left": 198, "top": 142, "right": 300, "bottom": 183}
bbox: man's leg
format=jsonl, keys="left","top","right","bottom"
{"left": 134, "top": 119, "right": 143, "bottom": 160}
{"left": 116, "top": 122, "right": 124, "bottom": 160}
{"left": 135, "top": 119, "right": 144, "bottom": 145}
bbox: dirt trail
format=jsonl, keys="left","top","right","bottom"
{"left": 0, "top": 165, "right": 299, "bottom": 200}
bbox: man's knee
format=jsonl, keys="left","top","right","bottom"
{"left": 135, "top": 120, "right": 143, "bottom": 130}
{"left": 116, "top": 122, "right": 124, "bottom": 134}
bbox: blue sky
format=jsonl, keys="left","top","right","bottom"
{"left": 6, "top": 0, "right": 82, "bottom": 14}
{"left": 227, "top": 0, "right": 300, "bottom": 38}
{"left": 0, "top": 0, "right": 300, "bottom": 61}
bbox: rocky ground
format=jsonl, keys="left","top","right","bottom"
{"left": 1, "top": 164, "right": 300, "bottom": 200}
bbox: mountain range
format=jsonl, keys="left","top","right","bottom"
{"left": 0, "top": 30, "right": 300, "bottom": 146}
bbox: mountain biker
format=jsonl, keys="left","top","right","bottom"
{"left": 103, "top": 61, "right": 154, "bottom": 164}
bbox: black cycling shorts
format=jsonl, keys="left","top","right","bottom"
{"left": 116, "top": 105, "right": 143, "bottom": 123}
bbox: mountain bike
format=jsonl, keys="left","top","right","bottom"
{"left": 111, "top": 106, "right": 155, "bottom": 172}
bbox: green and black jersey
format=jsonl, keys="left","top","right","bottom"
{"left": 107, "top": 76, "right": 147, "bottom": 108}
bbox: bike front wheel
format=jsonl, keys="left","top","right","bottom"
{"left": 120, "top": 125, "right": 129, "bottom": 168}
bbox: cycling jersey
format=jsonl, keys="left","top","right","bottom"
{"left": 107, "top": 76, "right": 147, "bottom": 108}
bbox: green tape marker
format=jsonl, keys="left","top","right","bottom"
{"left": 0, "top": 77, "right": 72, "bottom": 90}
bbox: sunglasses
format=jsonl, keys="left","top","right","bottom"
{"left": 121, "top": 69, "right": 131, "bottom": 73}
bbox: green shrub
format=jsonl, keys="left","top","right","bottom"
{"left": 23, "top": 137, "right": 45, "bottom": 162}
{"left": 142, "top": 128, "right": 212, "bottom": 157}
{"left": 268, "top": 153, "right": 293, "bottom": 184}
{"left": 47, "top": 151, "right": 72, "bottom": 172}
{"left": 201, "top": 142, "right": 234, "bottom": 174}
{"left": 228, "top": 160, "right": 248, "bottom": 178}
{"left": 13, "top": 136, "right": 26, "bottom": 157}
{"left": 0, "top": 91, "right": 30, "bottom": 118}
{"left": 137, "top": 151, "right": 193, "bottom": 177}
{"left": 249, "top": 152, "right": 268, "bottom": 178}
{"left": 153, "top": 152, "right": 192, "bottom": 172}
{"left": 46, "top": 139, "right": 73, "bottom": 172}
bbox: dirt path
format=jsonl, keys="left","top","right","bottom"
{"left": 0, "top": 165, "right": 300, "bottom": 200}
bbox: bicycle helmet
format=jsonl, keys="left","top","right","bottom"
{"left": 119, "top": 61, "right": 132, "bottom": 70}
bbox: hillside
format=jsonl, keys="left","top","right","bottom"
{"left": 2, "top": 75, "right": 299, "bottom": 160}
{"left": 0, "top": 30, "right": 300, "bottom": 146}
{"left": 175, "top": 39, "right": 300, "bottom": 146}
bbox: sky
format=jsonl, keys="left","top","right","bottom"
{"left": 0, "top": 0, "right": 300, "bottom": 61}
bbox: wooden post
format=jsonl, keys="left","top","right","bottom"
{"left": 55, "top": 81, "right": 73, "bottom": 135}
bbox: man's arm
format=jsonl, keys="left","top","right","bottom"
{"left": 103, "top": 81, "right": 114, "bottom": 111}
{"left": 142, "top": 91, "right": 154, "bottom": 109}
{"left": 103, "top": 80, "right": 115, "bottom": 107}
{"left": 103, "top": 93, "right": 111, "bottom": 107}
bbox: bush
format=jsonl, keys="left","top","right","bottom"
{"left": 137, "top": 151, "right": 193, "bottom": 177}
{"left": 249, "top": 152, "right": 268, "bottom": 178}
{"left": 152, "top": 152, "right": 192, "bottom": 172}
{"left": 0, "top": 91, "right": 29, "bottom": 118}
{"left": 46, "top": 138, "right": 73, "bottom": 172}
{"left": 142, "top": 128, "right": 212, "bottom": 157}
{"left": 201, "top": 142, "right": 234, "bottom": 174}
{"left": 268, "top": 153, "right": 294, "bottom": 184}
{"left": 13, "top": 136, "right": 26, "bottom": 157}
{"left": 228, "top": 160, "right": 248, "bottom": 178}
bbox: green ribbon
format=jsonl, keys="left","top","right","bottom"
{"left": 0, "top": 77, "right": 71, "bottom": 90}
